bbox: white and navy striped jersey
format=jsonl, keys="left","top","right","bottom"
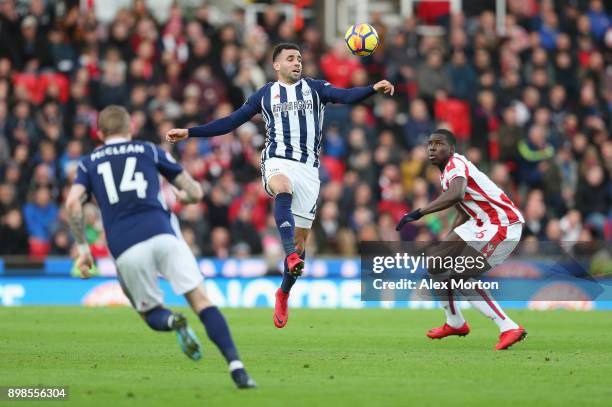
{"left": 259, "top": 79, "right": 323, "bottom": 167}
{"left": 188, "top": 77, "right": 376, "bottom": 168}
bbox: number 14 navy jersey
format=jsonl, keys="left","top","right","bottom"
{"left": 74, "top": 139, "right": 183, "bottom": 258}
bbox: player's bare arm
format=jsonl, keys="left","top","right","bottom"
{"left": 65, "top": 184, "right": 94, "bottom": 278}
{"left": 442, "top": 204, "right": 471, "bottom": 241}
{"left": 450, "top": 204, "right": 470, "bottom": 230}
{"left": 420, "top": 177, "right": 466, "bottom": 216}
{"left": 396, "top": 177, "right": 466, "bottom": 231}
{"left": 322, "top": 79, "right": 395, "bottom": 104}
{"left": 171, "top": 171, "right": 204, "bottom": 204}
{"left": 166, "top": 101, "right": 259, "bottom": 144}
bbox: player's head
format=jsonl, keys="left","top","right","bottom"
{"left": 97, "top": 105, "right": 132, "bottom": 141}
{"left": 427, "top": 129, "right": 456, "bottom": 167}
{"left": 272, "top": 43, "right": 302, "bottom": 84}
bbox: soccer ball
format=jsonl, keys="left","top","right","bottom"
{"left": 344, "top": 23, "right": 379, "bottom": 56}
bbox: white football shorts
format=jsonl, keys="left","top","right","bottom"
{"left": 454, "top": 220, "right": 523, "bottom": 267}
{"left": 115, "top": 233, "right": 203, "bottom": 312}
{"left": 261, "top": 157, "right": 320, "bottom": 229}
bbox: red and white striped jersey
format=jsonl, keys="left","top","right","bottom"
{"left": 440, "top": 153, "right": 524, "bottom": 226}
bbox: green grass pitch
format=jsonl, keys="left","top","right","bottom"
{"left": 1, "top": 307, "right": 611, "bottom": 406}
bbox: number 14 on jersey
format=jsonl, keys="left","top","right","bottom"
{"left": 97, "top": 157, "right": 148, "bottom": 204}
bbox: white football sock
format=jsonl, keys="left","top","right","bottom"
{"left": 228, "top": 360, "right": 244, "bottom": 372}
{"left": 440, "top": 289, "right": 466, "bottom": 328}
{"left": 461, "top": 286, "right": 518, "bottom": 332}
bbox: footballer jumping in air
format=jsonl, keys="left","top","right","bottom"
{"left": 396, "top": 129, "right": 527, "bottom": 350}
{"left": 66, "top": 106, "right": 256, "bottom": 388}
{"left": 166, "top": 43, "right": 394, "bottom": 328}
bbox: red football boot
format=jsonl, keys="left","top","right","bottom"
{"left": 495, "top": 326, "right": 527, "bottom": 350}
{"left": 426, "top": 322, "right": 471, "bottom": 339}
{"left": 286, "top": 252, "right": 304, "bottom": 276}
{"left": 273, "top": 288, "right": 289, "bottom": 328}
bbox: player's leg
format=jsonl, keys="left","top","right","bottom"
{"left": 183, "top": 285, "right": 256, "bottom": 388}
{"left": 459, "top": 276, "right": 527, "bottom": 350}
{"left": 455, "top": 223, "right": 527, "bottom": 349}
{"left": 279, "top": 227, "right": 308, "bottom": 293}
{"left": 262, "top": 159, "right": 301, "bottom": 329}
{"left": 115, "top": 240, "right": 172, "bottom": 332}
{"left": 272, "top": 163, "right": 318, "bottom": 328}
{"left": 157, "top": 235, "right": 256, "bottom": 388}
{"left": 274, "top": 227, "right": 309, "bottom": 328}
{"left": 459, "top": 283, "right": 526, "bottom": 350}
{"left": 140, "top": 307, "right": 174, "bottom": 331}
{"left": 266, "top": 171, "right": 304, "bottom": 275}
{"left": 119, "top": 280, "right": 175, "bottom": 333}
{"left": 115, "top": 239, "right": 202, "bottom": 360}
{"left": 425, "top": 232, "right": 470, "bottom": 339}
{"left": 459, "top": 284, "right": 519, "bottom": 332}
{"left": 425, "top": 286, "right": 470, "bottom": 339}
{"left": 184, "top": 285, "right": 238, "bottom": 362}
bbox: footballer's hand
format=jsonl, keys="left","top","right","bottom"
{"left": 75, "top": 253, "right": 94, "bottom": 279}
{"left": 166, "top": 128, "right": 189, "bottom": 143}
{"left": 173, "top": 187, "right": 199, "bottom": 205}
{"left": 396, "top": 209, "right": 423, "bottom": 231}
{"left": 373, "top": 80, "right": 395, "bottom": 96}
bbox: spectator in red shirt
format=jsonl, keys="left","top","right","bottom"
{"left": 320, "top": 41, "right": 362, "bottom": 88}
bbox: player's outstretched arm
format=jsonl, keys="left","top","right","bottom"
{"left": 396, "top": 177, "right": 466, "bottom": 231}
{"left": 65, "top": 184, "right": 94, "bottom": 278}
{"left": 166, "top": 101, "right": 259, "bottom": 143}
{"left": 314, "top": 79, "right": 394, "bottom": 105}
{"left": 171, "top": 171, "right": 204, "bottom": 204}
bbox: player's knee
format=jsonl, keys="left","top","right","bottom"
{"left": 269, "top": 175, "right": 292, "bottom": 194}
{"left": 274, "top": 185, "right": 292, "bottom": 194}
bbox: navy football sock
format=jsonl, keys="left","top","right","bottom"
{"left": 144, "top": 307, "right": 173, "bottom": 331}
{"left": 280, "top": 251, "right": 305, "bottom": 293}
{"left": 199, "top": 306, "right": 240, "bottom": 363}
{"left": 274, "top": 193, "right": 296, "bottom": 255}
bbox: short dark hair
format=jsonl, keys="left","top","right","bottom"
{"left": 272, "top": 43, "right": 301, "bottom": 62}
{"left": 432, "top": 128, "right": 456, "bottom": 147}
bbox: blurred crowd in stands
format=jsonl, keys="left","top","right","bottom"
{"left": 0, "top": 0, "right": 610, "bottom": 261}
